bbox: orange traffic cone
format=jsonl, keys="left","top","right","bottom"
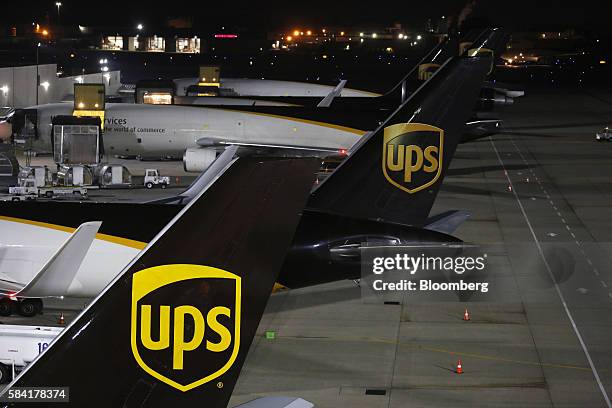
{"left": 463, "top": 308, "right": 470, "bottom": 321}
{"left": 58, "top": 312, "right": 65, "bottom": 325}
{"left": 456, "top": 359, "right": 463, "bottom": 374}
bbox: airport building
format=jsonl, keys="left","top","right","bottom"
{"left": 0, "top": 63, "right": 120, "bottom": 108}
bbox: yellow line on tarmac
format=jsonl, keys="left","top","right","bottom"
{"left": 412, "top": 344, "right": 597, "bottom": 372}
{"left": 275, "top": 335, "right": 598, "bottom": 372}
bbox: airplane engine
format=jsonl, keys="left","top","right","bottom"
{"left": 183, "top": 148, "right": 217, "bottom": 172}
{"left": 477, "top": 87, "right": 514, "bottom": 111}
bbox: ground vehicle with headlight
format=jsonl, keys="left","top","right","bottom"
{"left": 9, "top": 178, "right": 88, "bottom": 200}
{"left": 144, "top": 169, "right": 170, "bottom": 189}
{"left": 596, "top": 126, "right": 612, "bottom": 141}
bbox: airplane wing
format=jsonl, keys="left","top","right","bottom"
{"left": 196, "top": 137, "right": 349, "bottom": 157}
{"left": 0, "top": 221, "right": 101, "bottom": 298}
{"left": 316, "top": 79, "right": 347, "bottom": 107}
{"left": 4, "top": 157, "right": 319, "bottom": 407}
{"left": 147, "top": 145, "right": 239, "bottom": 205}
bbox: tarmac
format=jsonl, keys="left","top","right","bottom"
{"left": 2, "top": 89, "right": 612, "bottom": 407}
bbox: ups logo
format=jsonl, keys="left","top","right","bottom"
{"left": 131, "top": 264, "right": 241, "bottom": 392}
{"left": 418, "top": 63, "right": 441, "bottom": 81}
{"left": 382, "top": 123, "right": 444, "bottom": 194}
{"left": 459, "top": 41, "right": 473, "bottom": 55}
{"left": 468, "top": 47, "right": 495, "bottom": 74}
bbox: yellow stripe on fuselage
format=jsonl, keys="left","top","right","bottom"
{"left": 208, "top": 107, "right": 368, "bottom": 136}
{"left": 0, "top": 215, "right": 147, "bottom": 250}
{"left": 0, "top": 216, "right": 292, "bottom": 289}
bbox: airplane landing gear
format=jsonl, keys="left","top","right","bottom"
{"left": 0, "top": 298, "right": 14, "bottom": 316}
{"left": 0, "top": 297, "right": 43, "bottom": 317}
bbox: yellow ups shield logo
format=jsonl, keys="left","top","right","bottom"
{"left": 131, "top": 264, "right": 241, "bottom": 392}
{"left": 468, "top": 47, "right": 495, "bottom": 74}
{"left": 382, "top": 123, "right": 444, "bottom": 194}
{"left": 459, "top": 41, "right": 473, "bottom": 55}
{"left": 418, "top": 63, "right": 441, "bottom": 81}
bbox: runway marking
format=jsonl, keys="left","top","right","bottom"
{"left": 609, "top": 293, "right": 612, "bottom": 299}
{"left": 602, "top": 281, "right": 608, "bottom": 289}
{"left": 490, "top": 137, "right": 612, "bottom": 408}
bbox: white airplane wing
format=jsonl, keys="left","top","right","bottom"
{"left": 195, "top": 138, "right": 348, "bottom": 157}
{"left": 316, "top": 79, "right": 347, "bottom": 107}
{"left": 234, "top": 397, "right": 314, "bottom": 408}
{"left": 147, "top": 145, "right": 239, "bottom": 205}
{"left": 0, "top": 221, "right": 102, "bottom": 298}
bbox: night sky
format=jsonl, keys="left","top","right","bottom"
{"left": 3, "top": 0, "right": 611, "bottom": 36}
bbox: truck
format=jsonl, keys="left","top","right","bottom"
{"left": 0, "top": 325, "right": 62, "bottom": 383}
{"left": 144, "top": 168, "right": 170, "bottom": 189}
{"left": 9, "top": 177, "right": 88, "bottom": 201}
{"left": 596, "top": 126, "right": 612, "bottom": 141}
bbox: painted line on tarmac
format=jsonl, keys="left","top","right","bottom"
{"left": 280, "top": 335, "right": 600, "bottom": 372}
{"left": 491, "top": 137, "right": 612, "bottom": 408}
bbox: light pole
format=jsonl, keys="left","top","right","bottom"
{"left": 36, "top": 42, "right": 40, "bottom": 105}
{"left": 55, "top": 2, "right": 62, "bottom": 24}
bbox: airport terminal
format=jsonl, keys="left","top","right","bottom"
{"left": 0, "top": 1, "right": 610, "bottom": 407}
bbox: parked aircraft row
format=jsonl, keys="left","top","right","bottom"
{"left": 1, "top": 53, "right": 492, "bottom": 406}
{"left": 0, "top": 52, "right": 491, "bottom": 309}
{"left": 0, "top": 29, "right": 515, "bottom": 315}
{"left": 9, "top": 29, "right": 516, "bottom": 174}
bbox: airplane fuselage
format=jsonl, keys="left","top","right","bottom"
{"left": 29, "top": 103, "right": 366, "bottom": 158}
{"left": 0, "top": 202, "right": 459, "bottom": 298}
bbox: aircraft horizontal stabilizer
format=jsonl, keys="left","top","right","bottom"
{"left": 11, "top": 221, "right": 101, "bottom": 298}
{"left": 424, "top": 210, "right": 471, "bottom": 234}
{"left": 234, "top": 397, "right": 314, "bottom": 408}
{"left": 463, "top": 119, "right": 503, "bottom": 142}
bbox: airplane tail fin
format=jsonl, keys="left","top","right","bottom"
{"left": 462, "top": 28, "right": 509, "bottom": 75}
{"left": 4, "top": 157, "right": 319, "bottom": 407}
{"left": 308, "top": 56, "right": 490, "bottom": 227}
{"left": 382, "top": 35, "right": 460, "bottom": 103}
{"left": 381, "top": 28, "right": 507, "bottom": 105}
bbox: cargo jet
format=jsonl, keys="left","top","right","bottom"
{"left": 1, "top": 155, "right": 321, "bottom": 407}
{"left": 10, "top": 29, "right": 510, "bottom": 173}
{"left": 177, "top": 28, "right": 515, "bottom": 110}
{"left": 0, "top": 56, "right": 491, "bottom": 315}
